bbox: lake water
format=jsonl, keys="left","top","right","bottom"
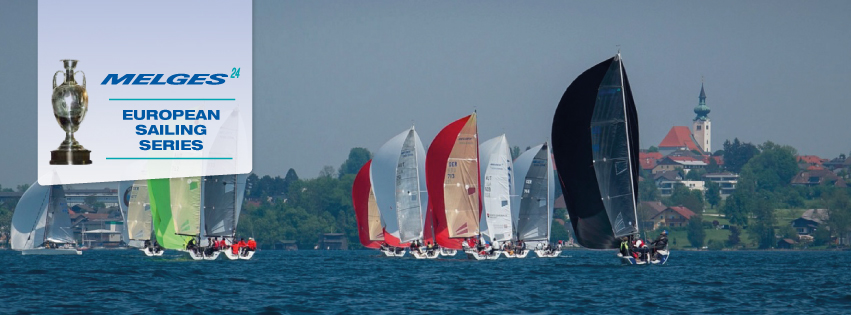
{"left": 0, "top": 249, "right": 848, "bottom": 314}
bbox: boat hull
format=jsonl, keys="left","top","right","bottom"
{"left": 465, "top": 249, "right": 501, "bottom": 260}
{"left": 141, "top": 248, "right": 164, "bottom": 256}
{"left": 534, "top": 250, "right": 562, "bottom": 258}
{"left": 439, "top": 248, "right": 457, "bottom": 257}
{"left": 21, "top": 248, "right": 81, "bottom": 255}
{"left": 411, "top": 249, "right": 440, "bottom": 259}
{"left": 618, "top": 250, "right": 669, "bottom": 265}
{"left": 502, "top": 250, "right": 530, "bottom": 258}
{"left": 184, "top": 249, "right": 221, "bottom": 260}
{"left": 381, "top": 248, "right": 406, "bottom": 257}
{"left": 223, "top": 249, "right": 256, "bottom": 260}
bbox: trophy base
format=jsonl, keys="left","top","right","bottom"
{"left": 50, "top": 149, "right": 92, "bottom": 165}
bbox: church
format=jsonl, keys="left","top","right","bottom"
{"left": 658, "top": 83, "right": 711, "bottom": 156}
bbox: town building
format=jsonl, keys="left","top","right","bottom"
{"left": 790, "top": 209, "right": 827, "bottom": 236}
{"left": 649, "top": 206, "right": 696, "bottom": 229}
{"left": 703, "top": 172, "right": 739, "bottom": 199}
{"left": 658, "top": 83, "right": 711, "bottom": 156}
{"left": 317, "top": 233, "right": 348, "bottom": 250}
{"left": 790, "top": 169, "right": 847, "bottom": 187}
{"left": 64, "top": 188, "right": 119, "bottom": 208}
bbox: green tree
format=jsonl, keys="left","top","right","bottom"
{"left": 813, "top": 227, "right": 832, "bottom": 246}
{"left": 722, "top": 192, "right": 750, "bottom": 225}
{"left": 319, "top": 166, "right": 336, "bottom": 178}
{"left": 723, "top": 138, "right": 759, "bottom": 173}
{"left": 824, "top": 189, "right": 851, "bottom": 246}
{"left": 338, "top": 148, "right": 372, "bottom": 179}
{"left": 83, "top": 195, "right": 102, "bottom": 211}
{"left": 283, "top": 168, "right": 299, "bottom": 194}
{"left": 647, "top": 146, "right": 659, "bottom": 153}
{"left": 706, "top": 157, "right": 721, "bottom": 173}
{"left": 727, "top": 225, "right": 741, "bottom": 247}
{"left": 738, "top": 141, "right": 798, "bottom": 192}
{"left": 666, "top": 183, "right": 704, "bottom": 213}
{"left": 511, "top": 146, "right": 521, "bottom": 160}
{"left": 748, "top": 193, "right": 776, "bottom": 249}
{"left": 687, "top": 215, "right": 706, "bottom": 248}
{"left": 705, "top": 181, "right": 721, "bottom": 209}
{"left": 778, "top": 225, "right": 799, "bottom": 240}
{"left": 638, "top": 179, "right": 661, "bottom": 202}
{"left": 550, "top": 221, "right": 570, "bottom": 243}
{"left": 713, "top": 149, "right": 725, "bottom": 157}
{"left": 16, "top": 184, "right": 30, "bottom": 193}
{"left": 685, "top": 169, "right": 706, "bottom": 181}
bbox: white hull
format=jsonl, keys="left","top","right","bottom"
{"left": 618, "top": 250, "right": 669, "bottom": 265}
{"left": 503, "top": 250, "right": 530, "bottom": 258}
{"left": 184, "top": 249, "right": 221, "bottom": 260}
{"left": 141, "top": 248, "right": 164, "bottom": 256}
{"left": 410, "top": 249, "right": 440, "bottom": 259}
{"left": 534, "top": 250, "right": 562, "bottom": 258}
{"left": 223, "top": 249, "right": 256, "bottom": 260}
{"left": 21, "top": 248, "right": 81, "bottom": 255}
{"left": 465, "top": 249, "right": 502, "bottom": 260}
{"left": 381, "top": 248, "right": 406, "bottom": 257}
{"left": 439, "top": 248, "right": 457, "bottom": 257}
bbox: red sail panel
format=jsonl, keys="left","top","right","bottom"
{"left": 353, "top": 160, "right": 380, "bottom": 249}
{"left": 426, "top": 114, "right": 482, "bottom": 249}
{"left": 382, "top": 228, "right": 409, "bottom": 247}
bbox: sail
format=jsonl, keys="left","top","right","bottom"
{"left": 10, "top": 182, "right": 51, "bottom": 250}
{"left": 148, "top": 178, "right": 193, "bottom": 250}
{"left": 478, "top": 135, "right": 514, "bottom": 242}
{"left": 551, "top": 54, "right": 641, "bottom": 249}
{"left": 127, "top": 180, "right": 152, "bottom": 241}
{"left": 234, "top": 173, "right": 249, "bottom": 231}
{"left": 203, "top": 175, "right": 235, "bottom": 236}
{"left": 170, "top": 177, "right": 202, "bottom": 236}
{"left": 372, "top": 127, "right": 427, "bottom": 244}
{"left": 426, "top": 113, "right": 481, "bottom": 249}
{"left": 44, "top": 185, "right": 74, "bottom": 244}
{"left": 353, "top": 160, "right": 382, "bottom": 248}
{"left": 513, "top": 143, "right": 554, "bottom": 246}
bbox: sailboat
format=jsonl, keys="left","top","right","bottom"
{"left": 123, "top": 180, "right": 161, "bottom": 256}
{"left": 372, "top": 127, "right": 429, "bottom": 258}
{"left": 425, "top": 112, "right": 482, "bottom": 257}
{"left": 208, "top": 174, "right": 252, "bottom": 260}
{"left": 467, "top": 134, "right": 514, "bottom": 260}
{"left": 11, "top": 182, "right": 81, "bottom": 255}
{"left": 513, "top": 143, "right": 557, "bottom": 258}
{"left": 147, "top": 177, "right": 199, "bottom": 258}
{"left": 551, "top": 53, "right": 666, "bottom": 264}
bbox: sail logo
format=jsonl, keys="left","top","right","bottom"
{"left": 455, "top": 223, "right": 468, "bottom": 235}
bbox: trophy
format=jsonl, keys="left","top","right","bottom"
{"left": 50, "top": 59, "right": 92, "bottom": 165}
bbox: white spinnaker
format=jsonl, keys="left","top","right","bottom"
{"left": 372, "top": 128, "right": 410, "bottom": 241}
{"left": 512, "top": 143, "right": 555, "bottom": 248}
{"left": 117, "top": 181, "right": 135, "bottom": 245}
{"left": 11, "top": 182, "right": 51, "bottom": 250}
{"left": 478, "top": 135, "right": 514, "bottom": 242}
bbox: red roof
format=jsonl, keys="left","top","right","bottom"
{"left": 659, "top": 126, "right": 701, "bottom": 152}
{"left": 797, "top": 155, "right": 824, "bottom": 166}
{"left": 639, "top": 152, "right": 662, "bottom": 170}
{"left": 702, "top": 155, "right": 724, "bottom": 165}
{"left": 806, "top": 165, "right": 824, "bottom": 171}
{"left": 669, "top": 206, "right": 696, "bottom": 219}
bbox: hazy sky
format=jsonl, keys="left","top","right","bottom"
{"left": 2, "top": 1, "right": 850, "bottom": 187}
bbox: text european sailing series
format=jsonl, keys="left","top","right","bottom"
{"left": 123, "top": 109, "right": 220, "bottom": 151}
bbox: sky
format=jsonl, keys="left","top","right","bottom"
{"left": 2, "top": 0, "right": 850, "bottom": 187}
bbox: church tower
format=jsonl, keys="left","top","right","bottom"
{"left": 692, "top": 81, "right": 711, "bottom": 153}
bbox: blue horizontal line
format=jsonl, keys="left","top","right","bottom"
{"left": 105, "top": 157, "right": 232, "bottom": 160}
{"left": 108, "top": 98, "right": 235, "bottom": 101}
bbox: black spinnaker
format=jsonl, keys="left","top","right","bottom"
{"left": 551, "top": 54, "right": 640, "bottom": 249}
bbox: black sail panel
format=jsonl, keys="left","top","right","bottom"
{"left": 551, "top": 57, "right": 619, "bottom": 249}
{"left": 590, "top": 56, "right": 639, "bottom": 238}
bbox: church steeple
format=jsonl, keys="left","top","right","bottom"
{"left": 694, "top": 81, "right": 710, "bottom": 121}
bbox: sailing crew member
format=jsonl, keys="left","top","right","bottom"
{"left": 237, "top": 238, "right": 248, "bottom": 255}
{"left": 187, "top": 238, "right": 198, "bottom": 253}
{"left": 634, "top": 239, "right": 649, "bottom": 262}
{"left": 619, "top": 237, "right": 631, "bottom": 257}
{"left": 650, "top": 231, "right": 668, "bottom": 259}
{"left": 232, "top": 239, "right": 242, "bottom": 255}
{"left": 246, "top": 237, "right": 257, "bottom": 253}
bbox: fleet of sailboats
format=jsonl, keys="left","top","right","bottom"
{"left": 10, "top": 52, "right": 661, "bottom": 264}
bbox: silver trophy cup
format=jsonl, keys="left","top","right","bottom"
{"left": 50, "top": 59, "right": 92, "bottom": 165}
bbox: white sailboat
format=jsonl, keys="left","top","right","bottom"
{"left": 208, "top": 174, "right": 253, "bottom": 260}
{"left": 123, "top": 180, "right": 162, "bottom": 256}
{"left": 11, "top": 182, "right": 81, "bottom": 255}
{"left": 372, "top": 127, "right": 429, "bottom": 258}
{"left": 465, "top": 135, "right": 514, "bottom": 260}
{"left": 512, "top": 143, "right": 559, "bottom": 258}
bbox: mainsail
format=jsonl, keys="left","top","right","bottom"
{"left": 551, "top": 54, "right": 640, "bottom": 249}
{"left": 513, "top": 143, "right": 555, "bottom": 247}
{"left": 353, "top": 160, "right": 383, "bottom": 248}
{"left": 11, "top": 182, "right": 74, "bottom": 249}
{"left": 478, "top": 135, "right": 514, "bottom": 242}
{"left": 426, "top": 113, "right": 482, "bottom": 249}
{"left": 372, "top": 127, "right": 427, "bottom": 245}
{"left": 203, "top": 174, "right": 249, "bottom": 237}
{"left": 126, "top": 180, "right": 152, "bottom": 242}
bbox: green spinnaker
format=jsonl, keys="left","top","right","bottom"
{"left": 148, "top": 178, "right": 193, "bottom": 250}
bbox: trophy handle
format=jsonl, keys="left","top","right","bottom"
{"left": 74, "top": 71, "right": 86, "bottom": 88}
{"left": 53, "top": 71, "right": 64, "bottom": 89}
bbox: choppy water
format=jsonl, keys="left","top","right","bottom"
{"left": 0, "top": 249, "right": 849, "bottom": 314}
